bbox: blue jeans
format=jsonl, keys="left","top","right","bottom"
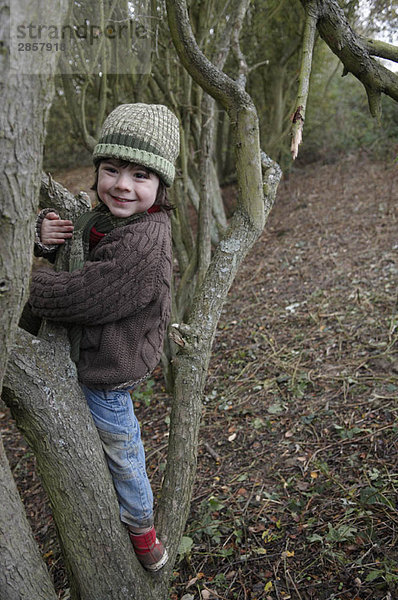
{"left": 81, "top": 385, "right": 154, "bottom": 529}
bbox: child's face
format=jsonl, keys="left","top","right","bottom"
{"left": 97, "top": 160, "right": 160, "bottom": 217}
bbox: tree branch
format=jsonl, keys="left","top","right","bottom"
{"left": 165, "top": 0, "right": 251, "bottom": 112}
{"left": 40, "top": 172, "right": 91, "bottom": 219}
{"left": 157, "top": 0, "right": 282, "bottom": 574}
{"left": 364, "top": 38, "right": 398, "bottom": 64}
{"left": 197, "top": 93, "right": 214, "bottom": 287}
{"left": 3, "top": 327, "right": 155, "bottom": 599}
{"left": 230, "top": 0, "right": 251, "bottom": 88}
{"left": 195, "top": 0, "right": 252, "bottom": 287}
{"left": 299, "top": 0, "right": 398, "bottom": 118}
{"left": 291, "top": 1, "right": 318, "bottom": 160}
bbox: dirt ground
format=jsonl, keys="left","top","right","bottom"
{"left": 1, "top": 153, "right": 397, "bottom": 600}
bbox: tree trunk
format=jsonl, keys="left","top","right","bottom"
{"left": 0, "top": 434, "right": 58, "bottom": 600}
{"left": 3, "top": 328, "right": 159, "bottom": 600}
{"left": 0, "top": 6, "right": 67, "bottom": 392}
{"left": 0, "top": 1, "right": 71, "bottom": 597}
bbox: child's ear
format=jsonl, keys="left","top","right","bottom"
{"left": 91, "top": 169, "right": 99, "bottom": 192}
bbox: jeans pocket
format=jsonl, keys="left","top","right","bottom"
{"left": 82, "top": 386, "right": 134, "bottom": 434}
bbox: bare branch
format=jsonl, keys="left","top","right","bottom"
{"left": 364, "top": 38, "right": 398, "bottom": 64}
{"left": 291, "top": 1, "right": 318, "bottom": 160}
{"left": 157, "top": 1, "right": 282, "bottom": 569}
{"left": 40, "top": 172, "right": 91, "bottom": 219}
{"left": 230, "top": 0, "right": 251, "bottom": 88}
{"left": 299, "top": 0, "right": 398, "bottom": 115}
{"left": 197, "top": 93, "right": 214, "bottom": 287}
{"left": 165, "top": 0, "right": 251, "bottom": 112}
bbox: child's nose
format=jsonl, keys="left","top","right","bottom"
{"left": 115, "top": 172, "right": 133, "bottom": 191}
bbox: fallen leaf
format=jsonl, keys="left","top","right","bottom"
{"left": 264, "top": 570, "right": 273, "bottom": 578}
{"left": 281, "top": 550, "right": 295, "bottom": 558}
{"left": 186, "top": 573, "right": 205, "bottom": 589}
{"left": 228, "top": 433, "right": 237, "bottom": 442}
{"left": 297, "top": 481, "right": 309, "bottom": 491}
{"left": 226, "top": 570, "right": 236, "bottom": 580}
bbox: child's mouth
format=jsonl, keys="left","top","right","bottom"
{"left": 112, "top": 196, "right": 135, "bottom": 203}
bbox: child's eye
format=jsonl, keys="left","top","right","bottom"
{"left": 104, "top": 166, "right": 118, "bottom": 174}
{"left": 134, "top": 171, "right": 149, "bottom": 179}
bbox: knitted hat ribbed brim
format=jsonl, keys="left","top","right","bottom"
{"left": 93, "top": 104, "right": 180, "bottom": 187}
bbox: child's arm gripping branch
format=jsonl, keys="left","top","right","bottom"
{"left": 29, "top": 218, "right": 170, "bottom": 327}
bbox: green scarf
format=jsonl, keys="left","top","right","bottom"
{"left": 68, "top": 202, "right": 143, "bottom": 363}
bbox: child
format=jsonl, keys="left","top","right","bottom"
{"left": 29, "top": 103, "right": 180, "bottom": 571}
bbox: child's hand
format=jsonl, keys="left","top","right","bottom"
{"left": 41, "top": 212, "right": 74, "bottom": 245}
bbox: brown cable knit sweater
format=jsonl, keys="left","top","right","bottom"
{"left": 29, "top": 211, "right": 172, "bottom": 390}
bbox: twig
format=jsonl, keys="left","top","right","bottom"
{"left": 146, "top": 442, "right": 168, "bottom": 461}
{"left": 243, "top": 482, "right": 265, "bottom": 514}
{"left": 203, "top": 442, "right": 222, "bottom": 462}
{"left": 202, "top": 583, "right": 228, "bottom": 600}
{"left": 286, "top": 569, "right": 303, "bottom": 600}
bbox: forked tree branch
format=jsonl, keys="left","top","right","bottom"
{"left": 299, "top": 0, "right": 398, "bottom": 119}
{"left": 165, "top": 0, "right": 252, "bottom": 113}
{"left": 156, "top": 0, "right": 282, "bottom": 574}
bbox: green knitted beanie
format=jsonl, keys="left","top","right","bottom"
{"left": 93, "top": 103, "right": 180, "bottom": 187}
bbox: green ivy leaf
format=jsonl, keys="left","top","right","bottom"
{"left": 177, "top": 536, "right": 193, "bottom": 562}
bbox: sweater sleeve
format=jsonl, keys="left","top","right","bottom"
{"left": 33, "top": 208, "right": 59, "bottom": 262}
{"left": 29, "top": 219, "right": 168, "bottom": 326}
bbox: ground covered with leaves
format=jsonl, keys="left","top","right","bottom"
{"left": 1, "top": 154, "right": 397, "bottom": 600}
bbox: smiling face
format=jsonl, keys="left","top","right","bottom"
{"left": 97, "top": 159, "right": 160, "bottom": 218}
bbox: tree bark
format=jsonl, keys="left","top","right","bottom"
{"left": 3, "top": 328, "right": 156, "bottom": 600}
{"left": 0, "top": 433, "right": 58, "bottom": 600}
{"left": 0, "top": 1, "right": 71, "bottom": 597}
